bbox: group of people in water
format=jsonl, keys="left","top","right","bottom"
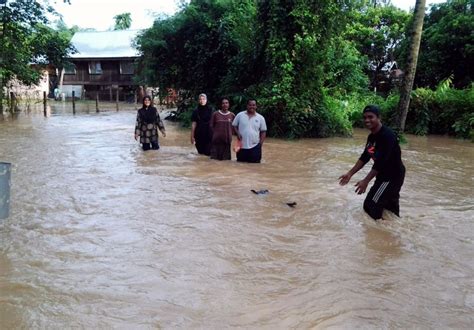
{"left": 134, "top": 95, "right": 405, "bottom": 221}
{"left": 135, "top": 93, "right": 267, "bottom": 163}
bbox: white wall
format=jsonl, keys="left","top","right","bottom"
{"left": 61, "top": 85, "right": 83, "bottom": 98}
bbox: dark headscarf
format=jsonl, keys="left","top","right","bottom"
{"left": 138, "top": 96, "right": 157, "bottom": 123}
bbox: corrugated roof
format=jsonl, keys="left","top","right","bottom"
{"left": 70, "top": 30, "right": 140, "bottom": 59}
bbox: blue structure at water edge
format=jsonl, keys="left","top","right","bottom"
{"left": 0, "top": 162, "right": 11, "bottom": 219}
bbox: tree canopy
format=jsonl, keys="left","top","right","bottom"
{"left": 346, "top": 3, "right": 410, "bottom": 90}
{"left": 114, "top": 12, "right": 132, "bottom": 30}
{"left": 0, "top": 0, "right": 74, "bottom": 111}
{"left": 136, "top": 0, "right": 372, "bottom": 137}
{"left": 413, "top": 0, "right": 474, "bottom": 88}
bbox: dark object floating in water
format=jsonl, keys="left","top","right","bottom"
{"left": 251, "top": 189, "right": 269, "bottom": 195}
{"left": 286, "top": 202, "right": 297, "bottom": 208}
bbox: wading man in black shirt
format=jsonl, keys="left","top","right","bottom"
{"left": 339, "top": 105, "right": 406, "bottom": 220}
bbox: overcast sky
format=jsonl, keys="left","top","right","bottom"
{"left": 51, "top": 0, "right": 447, "bottom": 31}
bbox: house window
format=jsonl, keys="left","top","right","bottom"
{"left": 120, "top": 61, "right": 134, "bottom": 75}
{"left": 89, "top": 61, "right": 102, "bottom": 74}
{"left": 64, "top": 63, "right": 76, "bottom": 74}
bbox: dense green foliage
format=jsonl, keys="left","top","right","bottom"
{"left": 0, "top": 0, "right": 74, "bottom": 111}
{"left": 408, "top": 0, "right": 474, "bottom": 89}
{"left": 343, "top": 82, "right": 474, "bottom": 141}
{"left": 32, "top": 23, "right": 76, "bottom": 69}
{"left": 406, "top": 82, "right": 474, "bottom": 139}
{"left": 346, "top": 3, "right": 410, "bottom": 90}
{"left": 1, "top": 0, "right": 52, "bottom": 87}
{"left": 136, "top": 0, "right": 472, "bottom": 139}
{"left": 136, "top": 0, "right": 251, "bottom": 103}
{"left": 136, "top": 0, "right": 369, "bottom": 138}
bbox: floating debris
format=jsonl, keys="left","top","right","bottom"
{"left": 251, "top": 189, "right": 269, "bottom": 195}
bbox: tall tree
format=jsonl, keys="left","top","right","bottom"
{"left": 0, "top": 0, "right": 73, "bottom": 113}
{"left": 254, "top": 0, "right": 360, "bottom": 137}
{"left": 136, "top": 0, "right": 241, "bottom": 100}
{"left": 114, "top": 12, "right": 132, "bottom": 30}
{"left": 395, "top": 0, "right": 426, "bottom": 132}
{"left": 136, "top": 0, "right": 368, "bottom": 137}
{"left": 42, "top": 21, "right": 77, "bottom": 92}
{"left": 346, "top": 3, "right": 410, "bottom": 91}
{"left": 1, "top": 0, "right": 50, "bottom": 113}
{"left": 414, "top": 0, "right": 473, "bottom": 88}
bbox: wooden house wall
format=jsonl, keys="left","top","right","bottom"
{"left": 63, "top": 60, "right": 134, "bottom": 85}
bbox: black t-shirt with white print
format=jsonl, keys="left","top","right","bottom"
{"left": 359, "top": 125, "right": 405, "bottom": 181}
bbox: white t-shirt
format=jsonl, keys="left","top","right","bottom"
{"left": 232, "top": 111, "right": 267, "bottom": 149}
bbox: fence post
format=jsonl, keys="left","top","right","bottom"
{"left": 96, "top": 92, "right": 99, "bottom": 113}
{"left": 0, "top": 162, "right": 11, "bottom": 220}
{"left": 43, "top": 91, "right": 47, "bottom": 117}
{"left": 116, "top": 88, "right": 119, "bottom": 111}
{"left": 9, "top": 92, "right": 15, "bottom": 113}
{"left": 72, "top": 91, "right": 76, "bottom": 115}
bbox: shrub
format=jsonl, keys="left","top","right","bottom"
{"left": 346, "top": 81, "right": 474, "bottom": 141}
{"left": 406, "top": 80, "right": 474, "bottom": 139}
{"left": 341, "top": 92, "right": 396, "bottom": 128}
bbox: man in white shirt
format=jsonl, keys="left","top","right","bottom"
{"left": 232, "top": 99, "right": 267, "bottom": 163}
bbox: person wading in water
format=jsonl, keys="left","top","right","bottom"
{"left": 210, "top": 97, "right": 235, "bottom": 160}
{"left": 134, "top": 96, "right": 166, "bottom": 151}
{"left": 232, "top": 99, "right": 267, "bottom": 163}
{"left": 339, "top": 105, "right": 405, "bottom": 220}
{"left": 190, "top": 93, "right": 213, "bottom": 156}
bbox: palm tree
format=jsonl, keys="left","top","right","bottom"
{"left": 395, "top": 0, "right": 426, "bottom": 133}
{"left": 114, "top": 13, "right": 132, "bottom": 30}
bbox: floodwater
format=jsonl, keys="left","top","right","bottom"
{"left": 0, "top": 104, "right": 473, "bottom": 328}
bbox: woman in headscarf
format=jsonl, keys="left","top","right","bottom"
{"left": 190, "top": 93, "right": 213, "bottom": 155}
{"left": 134, "top": 95, "right": 166, "bottom": 151}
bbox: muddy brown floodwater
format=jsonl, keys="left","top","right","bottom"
{"left": 0, "top": 105, "right": 473, "bottom": 328}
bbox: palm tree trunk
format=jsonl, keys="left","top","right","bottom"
{"left": 396, "top": 0, "right": 426, "bottom": 132}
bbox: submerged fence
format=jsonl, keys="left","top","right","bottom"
{"left": 1, "top": 91, "right": 177, "bottom": 117}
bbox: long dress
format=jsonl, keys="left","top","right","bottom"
{"left": 210, "top": 110, "right": 235, "bottom": 160}
{"left": 191, "top": 104, "right": 213, "bottom": 155}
